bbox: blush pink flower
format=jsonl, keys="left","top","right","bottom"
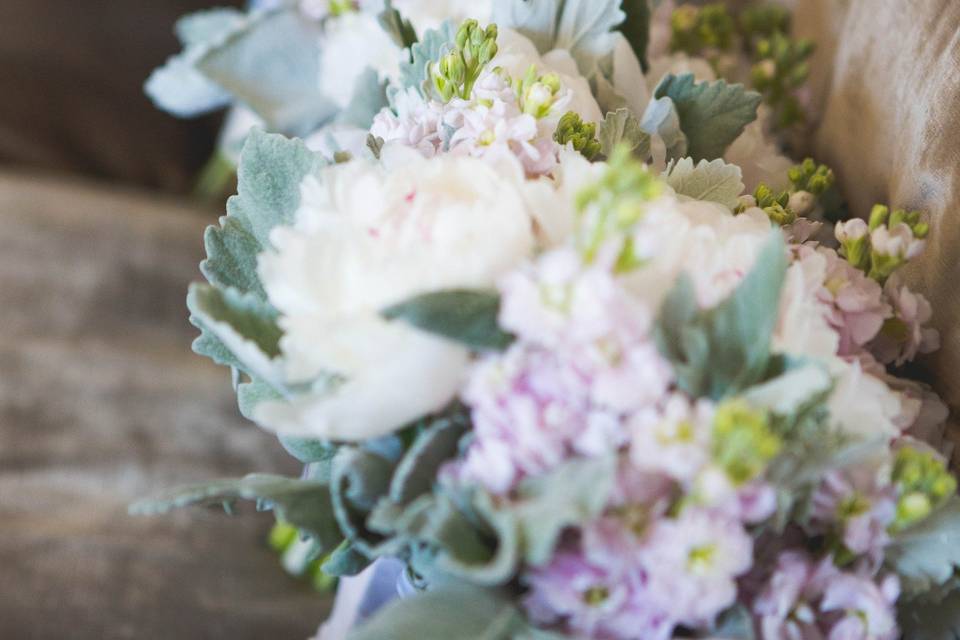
{"left": 871, "top": 276, "right": 940, "bottom": 366}
{"left": 817, "top": 247, "right": 892, "bottom": 357}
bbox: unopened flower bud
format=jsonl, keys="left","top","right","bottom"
{"left": 712, "top": 400, "right": 780, "bottom": 486}
{"left": 788, "top": 190, "right": 816, "bottom": 217}
{"left": 891, "top": 446, "right": 957, "bottom": 531}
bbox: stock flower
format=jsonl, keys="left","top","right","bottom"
{"left": 753, "top": 551, "right": 838, "bottom": 639}
{"left": 810, "top": 469, "right": 897, "bottom": 565}
{"left": 524, "top": 542, "right": 674, "bottom": 640}
{"left": 775, "top": 245, "right": 841, "bottom": 361}
{"left": 630, "top": 394, "right": 714, "bottom": 484}
{"left": 369, "top": 87, "right": 446, "bottom": 156}
{"left": 828, "top": 359, "right": 904, "bottom": 439}
{"left": 818, "top": 247, "right": 891, "bottom": 356}
{"left": 642, "top": 509, "right": 754, "bottom": 626}
{"left": 871, "top": 277, "right": 940, "bottom": 366}
{"left": 254, "top": 148, "right": 536, "bottom": 440}
{"left": 820, "top": 573, "right": 900, "bottom": 640}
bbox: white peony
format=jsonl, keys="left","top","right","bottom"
{"left": 392, "top": 0, "right": 492, "bottom": 35}
{"left": 320, "top": 11, "right": 401, "bottom": 108}
{"left": 254, "top": 147, "right": 538, "bottom": 440}
{"left": 623, "top": 197, "right": 774, "bottom": 310}
{"left": 827, "top": 360, "right": 904, "bottom": 440}
{"left": 774, "top": 247, "right": 840, "bottom": 361}
{"left": 491, "top": 28, "right": 604, "bottom": 125}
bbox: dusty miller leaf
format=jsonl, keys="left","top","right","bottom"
{"left": 655, "top": 229, "right": 788, "bottom": 400}
{"left": 336, "top": 68, "right": 389, "bottom": 129}
{"left": 663, "top": 157, "right": 745, "bottom": 210}
{"left": 598, "top": 108, "right": 650, "bottom": 159}
{"left": 887, "top": 497, "right": 960, "bottom": 597}
{"left": 383, "top": 289, "right": 515, "bottom": 352}
{"left": 655, "top": 73, "right": 761, "bottom": 161}
{"left": 398, "top": 21, "right": 456, "bottom": 96}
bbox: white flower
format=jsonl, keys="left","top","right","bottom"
{"left": 622, "top": 198, "right": 774, "bottom": 310}
{"left": 775, "top": 247, "right": 840, "bottom": 360}
{"left": 630, "top": 394, "right": 715, "bottom": 483}
{"left": 835, "top": 218, "right": 869, "bottom": 244}
{"left": 724, "top": 106, "right": 794, "bottom": 193}
{"left": 254, "top": 148, "right": 537, "bottom": 440}
{"left": 320, "top": 11, "right": 401, "bottom": 108}
{"left": 827, "top": 360, "right": 904, "bottom": 440}
{"left": 870, "top": 223, "right": 926, "bottom": 261}
{"left": 392, "top": 0, "right": 492, "bottom": 35}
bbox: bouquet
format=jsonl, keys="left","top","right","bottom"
{"left": 138, "top": 2, "right": 959, "bottom": 639}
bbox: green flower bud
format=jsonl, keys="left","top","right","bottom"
{"left": 749, "top": 32, "right": 815, "bottom": 127}
{"left": 869, "top": 204, "right": 890, "bottom": 231}
{"left": 739, "top": 4, "right": 791, "bottom": 39}
{"left": 891, "top": 446, "right": 958, "bottom": 531}
{"left": 329, "top": 0, "right": 357, "bottom": 17}
{"left": 670, "top": 3, "right": 735, "bottom": 56}
{"left": 432, "top": 19, "right": 501, "bottom": 102}
{"left": 789, "top": 158, "right": 835, "bottom": 196}
{"left": 712, "top": 400, "right": 781, "bottom": 486}
{"left": 554, "top": 111, "right": 602, "bottom": 161}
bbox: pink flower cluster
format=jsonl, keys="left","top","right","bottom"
{"left": 370, "top": 69, "right": 571, "bottom": 176}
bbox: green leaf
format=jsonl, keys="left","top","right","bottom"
{"left": 390, "top": 412, "right": 470, "bottom": 505}
{"left": 336, "top": 68, "right": 389, "bottom": 129}
{"left": 322, "top": 540, "right": 373, "bottom": 577}
{"left": 187, "top": 283, "right": 285, "bottom": 388}
{"left": 383, "top": 289, "right": 514, "bottom": 352}
{"left": 379, "top": 0, "right": 418, "bottom": 50}
{"left": 348, "top": 583, "right": 522, "bottom": 640}
{"left": 197, "top": 9, "right": 339, "bottom": 134}
{"left": 655, "top": 229, "right": 788, "bottom": 400}
{"left": 279, "top": 434, "right": 338, "bottom": 465}
{"left": 510, "top": 455, "right": 618, "bottom": 566}
{"left": 619, "top": 0, "right": 652, "bottom": 71}
{"left": 330, "top": 446, "right": 400, "bottom": 554}
{"left": 655, "top": 74, "right": 761, "bottom": 162}
{"left": 744, "top": 360, "right": 832, "bottom": 418}
{"left": 202, "top": 128, "right": 326, "bottom": 300}
{"left": 398, "top": 21, "right": 456, "bottom": 96}
{"left": 598, "top": 108, "right": 650, "bottom": 159}
{"left": 899, "top": 589, "right": 960, "bottom": 640}
{"left": 663, "top": 157, "right": 745, "bottom": 210}
{"left": 888, "top": 497, "right": 960, "bottom": 597}
{"left": 237, "top": 377, "right": 283, "bottom": 420}
{"left": 130, "top": 474, "right": 343, "bottom": 550}
{"left": 709, "top": 605, "right": 756, "bottom": 640}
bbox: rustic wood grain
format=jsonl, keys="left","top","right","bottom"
{"left": 0, "top": 170, "right": 330, "bottom": 639}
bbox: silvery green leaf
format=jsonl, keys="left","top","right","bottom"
{"left": 655, "top": 230, "right": 788, "bottom": 400}
{"left": 237, "top": 377, "right": 284, "bottom": 420}
{"left": 203, "top": 128, "right": 327, "bottom": 299}
{"left": 663, "top": 157, "right": 745, "bottom": 210}
{"left": 491, "top": 0, "right": 562, "bottom": 53}
{"left": 130, "top": 474, "right": 343, "bottom": 550}
{"left": 389, "top": 412, "right": 470, "bottom": 505}
{"left": 348, "top": 583, "right": 522, "bottom": 640}
{"left": 620, "top": 0, "right": 652, "bottom": 71}
{"left": 322, "top": 540, "right": 373, "bottom": 577}
{"left": 197, "top": 9, "right": 339, "bottom": 135}
{"left": 383, "top": 289, "right": 515, "bottom": 352}
{"left": 187, "top": 283, "right": 286, "bottom": 389}
{"left": 398, "top": 21, "right": 456, "bottom": 96}
{"left": 708, "top": 605, "right": 756, "bottom": 640}
{"left": 176, "top": 8, "right": 245, "bottom": 47}
{"left": 899, "top": 589, "right": 960, "bottom": 640}
{"left": 336, "top": 68, "right": 389, "bottom": 129}
{"left": 655, "top": 73, "right": 762, "bottom": 161}
{"left": 641, "top": 95, "right": 688, "bottom": 159}
{"left": 330, "top": 447, "right": 399, "bottom": 555}
{"left": 887, "top": 497, "right": 960, "bottom": 597}
{"left": 553, "top": 0, "right": 626, "bottom": 75}
{"left": 509, "top": 454, "right": 618, "bottom": 566}
{"left": 598, "top": 108, "right": 650, "bottom": 159}
{"left": 744, "top": 361, "right": 832, "bottom": 418}
{"left": 278, "top": 433, "right": 338, "bottom": 465}
{"left": 379, "top": 0, "right": 418, "bottom": 49}
{"left": 145, "top": 52, "right": 233, "bottom": 117}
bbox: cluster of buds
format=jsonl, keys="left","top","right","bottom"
{"left": 789, "top": 158, "right": 835, "bottom": 196}
{"left": 327, "top": 0, "right": 358, "bottom": 17}
{"left": 836, "top": 205, "right": 929, "bottom": 283}
{"left": 553, "top": 111, "right": 601, "bottom": 160}
{"left": 711, "top": 401, "right": 781, "bottom": 487}
{"left": 512, "top": 65, "right": 563, "bottom": 119}
{"left": 430, "top": 19, "right": 499, "bottom": 102}
{"left": 890, "top": 446, "right": 956, "bottom": 531}
{"left": 738, "top": 3, "right": 791, "bottom": 40}
{"left": 737, "top": 183, "right": 796, "bottom": 225}
{"left": 750, "top": 32, "right": 815, "bottom": 127}
{"left": 574, "top": 146, "right": 661, "bottom": 271}
{"left": 670, "top": 3, "right": 736, "bottom": 56}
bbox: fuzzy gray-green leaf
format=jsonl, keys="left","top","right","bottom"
{"left": 663, "top": 157, "right": 745, "bottom": 210}
{"left": 599, "top": 108, "right": 650, "bottom": 159}
{"left": 887, "top": 497, "right": 960, "bottom": 597}
{"left": 398, "top": 21, "right": 456, "bottom": 96}
{"left": 383, "top": 289, "right": 514, "bottom": 352}
{"left": 655, "top": 73, "right": 761, "bottom": 161}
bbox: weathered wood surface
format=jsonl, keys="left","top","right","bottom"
{"left": 0, "top": 170, "right": 328, "bottom": 639}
